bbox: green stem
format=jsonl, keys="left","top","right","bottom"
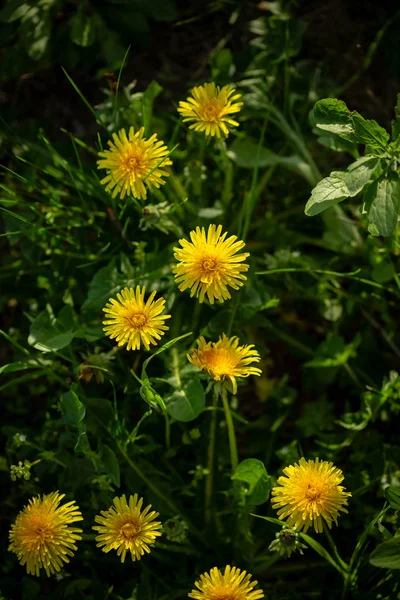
{"left": 324, "top": 523, "right": 349, "bottom": 572}
{"left": 164, "top": 412, "right": 171, "bottom": 450}
{"left": 221, "top": 385, "right": 238, "bottom": 473}
{"left": 241, "top": 119, "right": 267, "bottom": 241}
{"left": 171, "top": 346, "right": 181, "bottom": 388}
{"left": 118, "top": 443, "right": 182, "bottom": 516}
{"left": 204, "top": 386, "right": 219, "bottom": 524}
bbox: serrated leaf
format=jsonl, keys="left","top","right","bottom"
{"left": 101, "top": 444, "right": 120, "bottom": 487}
{"left": 305, "top": 157, "right": 380, "bottom": 217}
{"left": 384, "top": 485, "right": 400, "bottom": 510}
{"left": 344, "top": 156, "right": 380, "bottom": 195}
{"left": 370, "top": 538, "right": 400, "bottom": 569}
{"left": 367, "top": 174, "right": 400, "bottom": 236}
{"left": 314, "top": 128, "right": 358, "bottom": 157}
{"left": 232, "top": 459, "right": 271, "bottom": 505}
{"left": 60, "top": 390, "right": 86, "bottom": 425}
{"left": 165, "top": 378, "right": 205, "bottom": 422}
{"left": 310, "top": 98, "right": 357, "bottom": 143}
{"left": 351, "top": 112, "right": 390, "bottom": 151}
{"left": 305, "top": 173, "right": 349, "bottom": 216}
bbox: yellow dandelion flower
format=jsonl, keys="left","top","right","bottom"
{"left": 188, "top": 333, "right": 262, "bottom": 394}
{"left": 178, "top": 82, "right": 243, "bottom": 137}
{"left": 189, "top": 565, "right": 264, "bottom": 600}
{"left": 271, "top": 457, "right": 352, "bottom": 533}
{"left": 8, "top": 491, "right": 83, "bottom": 577}
{"left": 93, "top": 494, "right": 162, "bottom": 563}
{"left": 103, "top": 286, "right": 171, "bottom": 351}
{"left": 97, "top": 127, "right": 172, "bottom": 200}
{"left": 173, "top": 224, "right": 249, "bottom": 304}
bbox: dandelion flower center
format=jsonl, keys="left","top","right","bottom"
{"left": 271, "top": 457, "right": 351, "bottom": 533}
{"left": 173, "top": 224, "right": 249, "bottom": 304}
{"left": 188, "top": 334, "right": 262, "bottom": 394}
{"left": 201, "top": 348, "right": 236, "bottom": 378}
{"left": 127, "top": 311, "right": 148, "bottom": 329}
{"left": 200, "top": 100, "right": 223, "bottom": 122}
{"left": 122, "top": 152, "right": 148, "bottom": 177}
{"left": 305, "top": 483, "right": 323, "bottom": 502}
{"left": 121, "top": 520, "right": 141, "bottom": 540}
{"left": 201, "top": 256, "right": 219, "bottom": 272}
{"left": 103, "top": 286, "right": 171, "bottom": 351}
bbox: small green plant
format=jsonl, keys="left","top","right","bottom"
{"left": 306, "top": 96, "right": 400, "bottom": 236}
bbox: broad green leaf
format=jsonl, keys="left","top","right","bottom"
{"left": 165, "top": 378, "right": 205, "bottom": 422}
{"left": 312, "top": 98, "right": 351, "bottom": 124}
{"left": 70, "top": 11, "right": 96, "bottom": 47}
{"left": 305, "top": 173, "right": 349, "bottom": 216}
{"left": 228, "top": 137, "right": 314, "bottom": 184}
{"left": 305, "top": 157, "right": 380, "bottom": 217}
{"left": 384, "top": 485, "right": 400, "bottom": 510}
{"left": 60, "top": 390, "right": 86, "bottom": 426}
{"left": 370, "top": 538, "right": 400, "bottom": 569}
{"left": 28, "top": 305, "right": 77, "bottom": 352}
{"left": 310, "top": 98, "right": 356, "bottom": 142}
{"left": 101, "top": 444, "right": 120, "bottom": 487}
{"left": 351, "top": 112, "right": 390, "bottom": 151}
{"left": 227, "top": 137, "right": 283, "bottom": 168}
{"left": 344, "top": 156, "right": 380, "bottom": 195}
{"left": 392, "top": 93, "right": 400, "bottom": 142}
{"left": 232, "top": 459, "right": 271, "bottom": 505}
{"left": 314, "top": 128, "right": 358, "bottom": 157}
{"left": 367, "top": 174, "right": 400, "bottom": 237}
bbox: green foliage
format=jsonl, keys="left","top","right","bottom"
{"left": 0, "top": 0, "right": 178, "bottom": 80}
{"left": 370, "top": 539, "right": 400, "bottom": 569}
{"left": 306, "top": 96, "right": 400, "bottom": 236}
{"left": 232, "top": 459, "right": 271, "bottom": 505}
